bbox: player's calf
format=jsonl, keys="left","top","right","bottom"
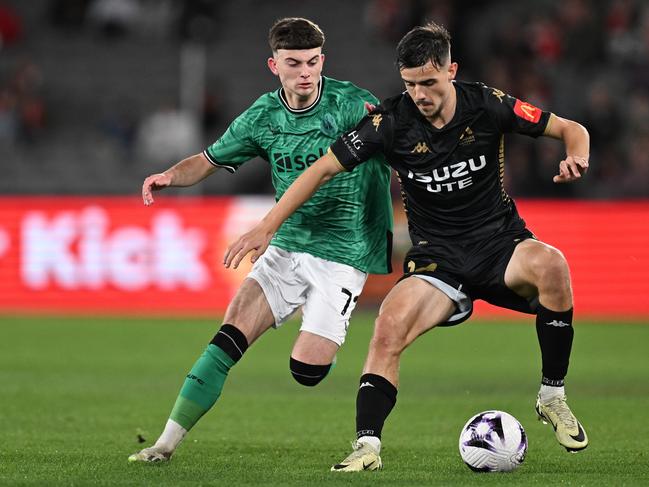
{"left": 128, "top": 324, "right": 249, "bottom": 464}
{"left": 289, "top": 357, "right": 332, "bottom": 386}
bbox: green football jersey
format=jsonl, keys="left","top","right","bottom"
{"left": 204, "top": 76, "right": 393, "bottom": 274}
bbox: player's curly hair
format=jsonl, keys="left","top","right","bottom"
{"left": 269, "top": 17, "right": 325, "bottom": 52}
{"left": 397, "top": 21, "right": 451, "bottom": 70}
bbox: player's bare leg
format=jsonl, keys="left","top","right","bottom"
{"left": 362, "top": 278, "right": 455, "bottom": 385}
{"left": 332, "top": 278, "right": 454, "bottom": 471}
{"left": 129, "top": 278, "right": 275, "bottom": 463}
{"left": 505, "top": 239, "right": 588, "bottom": 452}
{"left": 290, "top": 331, "right": 339, "bottom": 386}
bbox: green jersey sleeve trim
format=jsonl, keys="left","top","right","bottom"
{"left": 204, "top": 98, "right": 269, "bottom": 170}
{"left": 202, "top": 149, "right": 236, "bottom": 173}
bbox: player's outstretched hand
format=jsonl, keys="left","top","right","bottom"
{"left": 224, "top": 224, "right": 274, "bottom": 269}
{"left": 553, "top": 156, "right": 588, "bottom": 183}
{"left": 142, "top": 173, "right": 172, "bottom": 206}
{"left": 364, "top": 101, "right": 377, "bottom": 113}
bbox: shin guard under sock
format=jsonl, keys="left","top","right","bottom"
{"left": 355, "top": 373, "right": 398, "bottom": 440}
{"left": 536, "top": 304, "right": 574, "bottom": 387}
{"left": 169, "top": 324, "right": 248, "bottom": 430}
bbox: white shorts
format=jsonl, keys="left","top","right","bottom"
{"left": 247, "top": 245, "right": 368, "bottom": 346}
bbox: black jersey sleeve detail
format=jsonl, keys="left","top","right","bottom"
{"left": 482, "top": 85, "right": 551, "bottom": 137}
{"left": 329, "top": 110, "right": 391, "bottom": 171}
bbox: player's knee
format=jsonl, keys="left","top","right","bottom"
{"left": 371, "top": 313, "right": 407, "bottom": 355}
{"left": 289, "top": 357, "right": 332, "bottom": 387}
{"left": 536, "top": 247, "right": 570, "bottom": 286}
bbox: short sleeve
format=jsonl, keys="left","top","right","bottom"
{"left": 330, "top": 110, "right": 392, "bottom": 171}
{"left": 203, "top": 108, "right": 263, "bottom": 172}
{"left": 346, "top": 91, "right": 380, "bottom": 127}
{"left": 483, "top": 86, "right": 551, "bottom": 138}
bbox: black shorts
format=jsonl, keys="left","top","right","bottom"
{"left": 399, "top": 221, "right": 539, "bottom": 326}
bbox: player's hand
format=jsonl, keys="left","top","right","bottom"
{"left": 224, "top": 224, "right": 274, "bottom": 269}
{"left": 364, "top": 101, "right": 376, "bottom": 113}
{"left": 142, "top": 173, "right": 172, "bottom": 206}
{"left": 553, "top": 156, "right": 589, "bottom": 183}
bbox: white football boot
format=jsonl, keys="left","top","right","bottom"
{"left": 128, "top": 446, "right": 172, "bottom": 463}
{"left": 536, "top": 394, "right": 589, "bottom": 452}
{"left": 331, "top": 440, "right": 382, "bottom": 472}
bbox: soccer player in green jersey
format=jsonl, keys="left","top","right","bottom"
{"left": 128, "top": 18, "right": 393, "bottom": 463}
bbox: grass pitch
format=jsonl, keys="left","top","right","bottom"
{"left": 1, "top": 313, "right": 648, "bottom": 486}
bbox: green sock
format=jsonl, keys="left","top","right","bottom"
{"left": 169, "top": 344, "right": 235, "bottom": 431}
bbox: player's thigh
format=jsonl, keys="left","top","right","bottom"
{"left": 244, "top": 245, "right": 309, "bottom": 335}
{"left": 374, "top": 276, "right": 456, "bottom": 348}
{"left": 299, "top": 255, "right": 368, "bottom": 349}
{"left": 223, "top": 278, "right": 275, "bottom": 346}
{"left": 291, "top": 330, "right": 339, "bottom": 365}
{"left": 504, "top": 238, "right": 570, "bottom": 299}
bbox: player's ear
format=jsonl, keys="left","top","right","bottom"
{"left": 320, "top": 53, "right": 325, "bottom": 66}
{"left": 448, "top": 62, "right": 458, "bottom": 81}
{"left": 267, "top": 57, "right": 279, "bottom": 76}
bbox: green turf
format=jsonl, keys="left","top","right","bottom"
{"left": 1, "top": 314, "right": 648, "bottom": 486}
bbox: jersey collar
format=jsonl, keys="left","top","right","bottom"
{"left": 278, "top": 77, "right": 325, "bottom": 115}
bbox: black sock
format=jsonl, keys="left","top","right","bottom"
{"left": 536, "top": 304, "right": 574, "bottom": 387}
{"left": 209, "top": 324, "right": 249, "bottom": 362}
{"left": 356, "top": 373, "right": 397, "bottom": 439}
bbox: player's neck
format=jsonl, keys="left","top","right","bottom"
{"left": 427, "top": 85, "right": 457, "bottom": 129}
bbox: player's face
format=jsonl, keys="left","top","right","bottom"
{"left": 267, "top": 48, "right": 324, "bottom": 104}
{"left": 400, "top": 60, "right": 458, "bottom": 123}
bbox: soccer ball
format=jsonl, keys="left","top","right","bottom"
{"left": 458, "top": 410, "right": 527, "bottom": 472}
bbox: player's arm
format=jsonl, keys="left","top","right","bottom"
{"left": 223, "top": 152, "right": 344, "bottom": 268}
{"left": 142, "top": 102, "right": 264, "bottom": 206}
{"left": 485, "top": 86, "right": 590, "bottom": 185}
{"left": 142, "top": 152, "right": 217, "bottom": 206}
{"left": 542, "top": 114, "right": 590, "bottom": 183}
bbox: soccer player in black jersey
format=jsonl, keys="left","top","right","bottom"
{"left": 225, "top": 22, "right": 590, "bottom": 470}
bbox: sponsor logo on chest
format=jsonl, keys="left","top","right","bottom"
{"left": 406, "top": 155, "right": 487, "bottom": 193}
{"left": 273, "top": 147, "right": 327, "bottom": 173}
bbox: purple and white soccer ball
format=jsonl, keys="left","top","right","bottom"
{"left": 459, "top": 410, "right": 527, "bottom": 472}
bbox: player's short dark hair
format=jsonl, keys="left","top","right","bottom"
{"left": 269, "top": 17, "right": 325, "bottom": 52}
{"left": 396, "top": 21, "right": 451, "bottom": 70}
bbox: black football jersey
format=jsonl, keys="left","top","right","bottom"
{"left": 330, "top": 81, "right": 552, "bottom": 244}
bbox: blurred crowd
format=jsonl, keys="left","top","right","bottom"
{"left": 0, "top": 61, "right": 46, "bottom": 146}
{"left": 47, "top": 0, "right": 223, "bottom": 41}
{"left": 1, "top": 0, "right": 647, "bottom": 198}
{"left": 0, "top": 4, "right": 45, "bottom": 146}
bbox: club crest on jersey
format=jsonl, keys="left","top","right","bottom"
{"left": 407, "top": 155, "right": 487, "bottom": 193}
{"left": 459, "top": 127, "right": 475, "bottom": 146}
{"left": 320, "top": 113, "right": 338, "bottom": 137}
{"left": 411, "top": 142, "right": 430, "bottom": 154}
{"left": 514, "top": 99, "right": 542, "bottom": 123}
